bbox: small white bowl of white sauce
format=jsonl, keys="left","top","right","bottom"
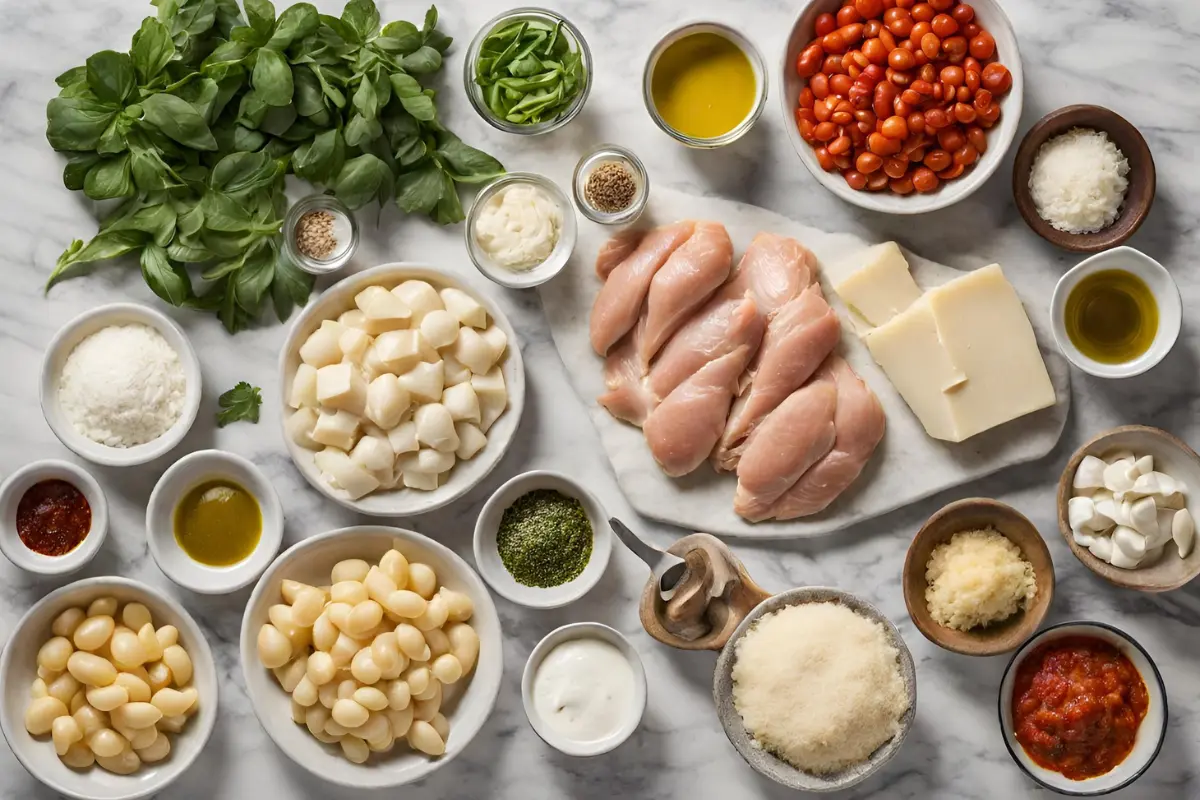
{"left": 465, "top": 172, "right": 577, "bottom": 290}
{"left": 521, "top": 622, "right": 646, "bottom": 757}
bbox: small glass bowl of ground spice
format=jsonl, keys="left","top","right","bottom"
{"left": 0, "top": 460, "right": 108, "bottom": 575}
{"left": 474, "top": 470, "right": 612, "bottom": 608}
{"left": 282, "top": 194, "right": 359, "bottom": 275}
{"left": 573, "top": 144, "right": 649, "bottom": 225}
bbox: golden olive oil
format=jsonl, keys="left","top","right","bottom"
{"left": 1064, "top": 270, "right": 1158, "bottom": 364}
{"left": 651, "top": 32, "right": 756, "bottom": 139}
{"left": 174, "top": 480, "right": 262, "bottom": 566}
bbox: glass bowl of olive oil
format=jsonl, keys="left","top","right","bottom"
{"left": 146, "top": 449, "right": 283, "bottom": 594}
{"left": 1051, "top": 246, "right": 1181, "bottom": 379}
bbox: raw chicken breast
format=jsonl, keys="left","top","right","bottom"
{"left": 599, "top": 326, "right": 656, "bottom": 426}
{"left": 589, "top": 221, "right": 695, "bottom": 355}
{"left": 768, "top": 356, "right": 885, "bottom": 520}
{"left": 639, "top": 222, "right": 733, "bottom": 367}
{"left": 721, "top": 233, "right": 817, "bottom": 319}
{"left": 647, "top": 294, "right": 766, "bottom": 402}
{"left": 733, "top": 367, "right": 838, "bottom": 522}
{"left": 712, "top": 285, "right": 841, "bottom": 471}
{"left": 595, "top": 229, "right": 644, "bottom": 280}
{"left": 643, "top": 346, "right": 753, "bottom": 478}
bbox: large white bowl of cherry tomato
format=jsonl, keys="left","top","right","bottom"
{"left": 781, "top": 0, "right": 1022, "bottom": 213}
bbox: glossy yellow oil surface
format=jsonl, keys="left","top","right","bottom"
{"left": 651, "top": 32, "right": 756, "bottom": 140}
{"left": 1064, "top": 269, "right": 1158, "bottom": 364}
{"left": 174, "top": 480, "right": 261, "bottom": 566}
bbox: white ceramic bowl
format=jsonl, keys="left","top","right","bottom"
{"left": 40, "top": 303, "right": 202, "bottom": 467}
{"left": 999, "top": 622, "right": 1167, "bottom": 795}
{"left": 473, "top": 470, "right": 612, "bottom": 609}
{"left": 1050, "top": 246, "right": 1181, "bottom": 379}
{"left": 0, "top": 577, "right": 218, "bottom": 800}
{"left": 146, "top": 450, "right": 283, "bottom": 594}
{"left": 0, "top": 460, "right": 107, "bottom": 575}
{"left": 278, "top": 264, "right": 525, "bottom": 516}
{"left": 521, "top": 623, "right": 647, "bottom": 756}
{"left": 465, "top": 173, "right": 578, "bottom": 289}
{"left": 240, "top": 526, "right": 503, "bottom": 788}
{"left": 780, "top": 0, "right": 1024, "bottom": 214}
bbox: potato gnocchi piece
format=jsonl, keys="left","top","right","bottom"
{"left": 402, "top": 470, "right": 439, "bottom": 492}
{"left": 454, "top": 423, "right": 487, "bottom": 460}
{"left": 315, "top": 449, "right": 380, "bottom": 500}
{"left": 311, "top": 411, "right": 361, "bottom": 452}
{"left": 442, "top": 383, "right": 480, "bottom": 424}
{"left": 351, "top": 435, "right": 394, "bottom": 474}
{"left": 374, "top": 330, "right": 425, "bottom": 375}
{"left": 299, "top": 321, "right": 344, "bottom": 368}
{"left": 339, "top": 327, "right": 372, "bottom": 364}
{"left": 479, "top": 326, "right": 508, "bottom": 365}
{"left": 419, "top": 310, "right": 460, "bottom": 350}
{"left": 316, "top": 363, "right": 367, "bottom": 416}
{"left": 392, "top": 280, "right": 443, "bottom": 323}
{"left": 439, "top": 287, "right": 487, "bottom": 329}
{"left": 472, "top": 368, "right": 508, "bottom": 433}
{"left": 286, "top": 407, "right": 322, "bottom": 451}
{"left": 356, "top": 285, "right": 412, "bottom": 322}
{"left": 442, "top": 355, "right": 472, "bottom": 387}
{"left": 289, "top": 364, "right": 319, "bottom": 409}
{"left": 387, "top": 421, "right": 419, "bottom": 456}
{"left": 365, "top": 374, "right": 411, "bottom": 430}
{"left": 451, "top": 327, "right": 495, "bottom": 375}
{"left": 397, "top": 361, "right": 445, "bottom": 404}
{"left": 414, "top": 404, "right": 459, "bottom": 453}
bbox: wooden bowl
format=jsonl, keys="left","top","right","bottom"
{"left": 1057, "top": 425, "right": 1200, "bottom": 592}
{"left": 903, "top": 498, "right": 1055, "bottom": 656}
{"left": 1012, "top": 105, "right": 1155, "bottom": 253}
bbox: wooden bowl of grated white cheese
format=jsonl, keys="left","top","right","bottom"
{"left": 39, "top": 303, "right": 202, "bottom": 467}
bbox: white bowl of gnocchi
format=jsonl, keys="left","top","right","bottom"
{"left": 279, "top": 263, "right": 525, "bottom": 516}
{"left": 239, "top": 525, "right": 503, "bottom": 788}
{"left": 0, "top": 577, "right": 217, "bottom": 800}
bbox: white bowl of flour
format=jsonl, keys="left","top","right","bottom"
{"left": 40, "top": 303, "right": 202, "bottom": 467}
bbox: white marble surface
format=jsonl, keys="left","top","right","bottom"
{"left": 0, "top": 1, "right": 1196, "bottom": 798}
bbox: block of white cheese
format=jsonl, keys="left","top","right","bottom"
{"left": 864, "top": 264, "right": 1056, "bottom": 442}
{"left": 927, "top": 264, "right": 1057, "bottom": 441}
{"left": 863, "top": 298, "right": 967, "bottom": 441}
{"left": 834, "top": 242, "right": 923, "bottom": 329}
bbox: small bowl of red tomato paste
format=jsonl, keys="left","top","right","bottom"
{"left": 999, "top": 622, "right": 1167, "bottom": 795}
{"left": 0, "top": 460, "right": 108, "bottom": 575}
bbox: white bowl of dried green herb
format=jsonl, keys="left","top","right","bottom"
{"left": 473, "top": 471, "right": 611, "bottom": 608}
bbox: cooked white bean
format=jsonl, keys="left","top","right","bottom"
{"left": 386, "top": 679, "right": 411, "bottom": 711}
{"left": 306, "top": 651, "right": 337, "bottom": 687}
{"left": 331, "top": 559, "right": 370, "bottom": 583}
{"left": 146, "top": 661, "right": 173, "bottom": 692}
{"left": 52, "top": 608, "right": 86, "bottom": 639}
{"left": 37, "top": 665, "right": 62, "bottom": 684}
{"left": 313, "top": 728, "right": 342, "bottom": 744}
{"left": 268, "top": 604, "right": 297, "bottom": 632}
{"left": 368, "top": 731, "right": 395, "bottom": 753}
{"left": 324, "top": 719, "right": 349, "bottom": 737}
{"left": 136, "top": 731, "right": 170, "bottom": 762}
{"left": 86, "top": 684, "right": 129, "bottom": 712}
{"left": 353, "top": 686, "right": 389, "bottom": 712}
{"left": 25, "top": 696, "right": 69, "bottom": 735}
{"left": 430, "top": 712, "right": 449, "bottom": 742}
{"left": 413, "top": 594, "right": 448, "bottom": 632}
{"left": 38, "top": 637, "right": 74, "bottom": 673}
{"left": 292, "top": 588, "right": 325, "bottom": 627}
{"left": 151, "top": 687, "right": 196, "bottom": 717}
{"left": 257, "top": 625, "right": 292, "bottom": 670}
{"left": 87, "top": 597, "right": 118, "bottom": 618}
{"left": 407, "top": 563, "right": 437, "bottom": 599}
{"left": 446, "top": 623, "right": 480, "bottom": 675}
{"left": 155, "top": 625, "right": 179, "bottom": 649}
{"left": 96, "top": 747, "right": 141, "bottom": 775}
{"left": 379, "top": 650, "right": 408, "bottom": 681}
{"left": 431, "top": 654, "right": 463, "bottom": 685}
{"left": 340, "top": 734, "right": 370, "bottom": 764}
{"left": 60, "top": 741, "right": 95, "bottom": 769}
{"left": 114, "top": 672, "right": 151, "bottom": 703}
{"left": 312, "top": 612, "right": 339, "bottom": 653}
{"left": 318, "top": 681, "right": 339, "bottom": 709}
{"left": 384, "top": 590, "right": 426, "bottom": 619}
{"left": 424, "top": 628, "right": 450, "bottom": 660}
{"left": 394, "top": 624, "right": 427, "bottom": 661}
{"left": 329, "top": 633, "right": 362, "bottom": 668}
{"left": 273, "top": 654, "right": 309, "bottom": 694}
{"left": 73, "top": 615, "right": 114, "bottom": 652}
{"left": 370, "top": 632, "right": 401, "bottom": 674}
{"left": 380, "top": 550, "right": 410, "bottom": 589}
{"left": 325, "top": 602, "right": 353, "bottom": 633}
{"left": 111, "top": 702, "right": 162, "bottom": 730}
{"left": 157, "top": 714, "right": 186, "bottom": 733}
{"left": 280, "top": 619, "right": 312, "bottom": 652}
{"left": 413, "top": 682, "right": 441, "bottom": 721}
{"left": 350, "top": 648, "right": 382, "bottom": 685}
{"left": 331, "top": 698, "right": 369, "bottom": 729}
{"left": 137, "top": 623, "right": 164, "bottom": 663}
{"left": 439, "top": 588, "right": 474, "bottom": 623}
{"left": 88, "top": 727, "right": 127, "bottom": 758}
{"left": 404, "top": 665, "right": 431, "bottom": 697}
{"left": 110, "top": 630, "right": 146, "bottom": 670}
{"left": 67, "top": 652, "right": 117, "bottom": 687}
{"left": 305, "top": 704, "right": 331, "bottom": 737}
{"left": 121, "top": 603, "right": 152, "bottom": 632}
{"left": 69, "top": 690, "right": 87, "bottom": 715}
{"left": 331, "top": 581, "right": 369, "bottom": 605}
{"left": 345, "top": 601, "right": 384, "bottom": 636}
{"left": 363, "top": 567, "right": 398, "bottom": 606}
{"left": 407, "top": 720, "right": 445, "bottom": 756}
{"left": 48, "top": 673, "right": 80, "bottom": 706}
{"left": 386, "top": 705, "right": 414, "bottom": 738}
{"left": 30, "top": 678, "right": 48, "bottom": 699}
{"left": 412, "top": 675, "right": 440, "bottom": 703}
{"left": 292, "top": 676, "right": 319, "bottom": 707}
{"left": 337, "top": 678, "right": 358, "bottom": 701}
{"left": 51, "top": 715, "right": 83, "bottom": 755}
{"left": 280, "top": 579, "right": 313, "bottom": 604}
{"left": 128, "top": 724, "right": 158, "bottom": 751}
{"left": 161, "top": 644, "right": 192, "bottom": 686}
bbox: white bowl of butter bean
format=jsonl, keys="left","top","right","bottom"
{"left": 0, "top": 577, "right": 217, "bottom": 800}
{"left": 239, "top": 525, "right": 503, "bottom": 788}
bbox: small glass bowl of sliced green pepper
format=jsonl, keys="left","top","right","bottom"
{"left": 465, "top": 8, "right": 593, "bottom": 135}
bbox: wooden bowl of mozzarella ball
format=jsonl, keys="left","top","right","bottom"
{"left": 278, "top": 263, "right": 526, "bottom": 517}
{"left": 240, "top": 526, "right": 503, "bottom": 788}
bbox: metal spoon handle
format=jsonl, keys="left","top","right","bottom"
{"left": 608, "top": 517, "right": 665, "bottom": 572}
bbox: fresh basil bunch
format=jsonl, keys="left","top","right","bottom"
{"left": 45, "top": 0, "right": 505, "bottom": 332}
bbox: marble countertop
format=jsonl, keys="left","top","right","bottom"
{"left": 1, "top": 0, "right": 1197, "bottom": 798}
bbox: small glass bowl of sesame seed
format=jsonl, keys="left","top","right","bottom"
{"left": 282, "top": 194, "right": 359, "bottom": 275}
{"left": 573, "top": 144, "right": 649, "bottom": 225}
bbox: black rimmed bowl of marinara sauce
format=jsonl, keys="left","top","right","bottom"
{"left": 0, "top": 460, "right": 107, "bottom": 575}
{"left": 998, "top": 621, "right": 1168, "bottom": 796}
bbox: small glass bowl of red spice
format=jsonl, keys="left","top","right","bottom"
{"left": 0, "top": 460, "right": 107, "bottom": 575}
{"left": 998, "top": 622, "right": 1167, "bottom": 796}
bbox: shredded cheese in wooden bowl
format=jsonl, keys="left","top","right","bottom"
{"left": 925, "top": 528, "right": 1037, "bottom": 631}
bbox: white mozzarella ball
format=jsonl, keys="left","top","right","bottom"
{"left": 441, "top": 383, "right": 480, "bottom": 424}
{"left": 419, "top": 310, "right": 460, "bottom": 350}
{"left": 365, "top": 373, "right": 411, "bottom": 430}
{"left": 451, "top": 327, "right": 494, "bottom": 375}
{"left": 351, "top": 435, "right": 395, "bottom": 473}
{"left": 414, "top": 404, "right": 459, "bottom": 452}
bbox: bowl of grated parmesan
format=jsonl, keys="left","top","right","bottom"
{"left": 39, "top": 303, "right": 202, "bottom": 468}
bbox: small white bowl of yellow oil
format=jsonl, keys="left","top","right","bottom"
{"left": 643, "top": 22, "right": 767, "bottom": 148}
{"left": 147, "top": 449, "right": 283, "bottom": 594}
{"left": 1050, "top": 246, "right": 1181, "bottom": 379}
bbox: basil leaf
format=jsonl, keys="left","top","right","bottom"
{"left": 177, "top": 76, "right": 220, "bottom": 121}
{"left": 170, "top": 0, "right": 217, "bottom": 37}
{"left": 56, "top": 66, "right": 87, "bottom": 89}
{"left": 268, "top": 3, "right": 319, "bottom": 50}
{"left": 271, "top": 252, "right": 313, "bottom": 322}
{"left": 47, "top": 230, "right": 146, "bottom": 290}
{"left": 84, "top": 154, "right": 135, "bottom": 200}
{"left": 259, "top": 104, "right": 298, "bottom": 136}
{"left": 399, "top": 92, "right": 435, "bottom": 122}
{"left": 343, "top": 113, "right": 381, "bottom": 148}
{"left": 104, "top": 201, "right": 178, "bottom": 246}
{"left": 203, "top": 40, "right": 252, "bottom": 72}
{"left": 342, "top": 0, "right": 381, "bottom": 42}
{"left": 96, "top": 114, "right": 132, "bottom": 155}
{"left": 168, "top": 241, "right": 215, "bottom": 263}
{"left": 141, "top": 244, "right": 193, "bottom": 305}
{"left": 394, "top": 135, "right": 426, "bottom": 167}
{"left": 293, "top": 65, "right": 324, "bottom": 117}
{"left": 433, "top": 168, "right": 464, "bottom": 224}
{"left": 131, "top": 19, "right": 175, "bottom": 85}
{"left": 402, "top": 46, "right": 442, "bottom": 75}
{"left": 140, "top": 93, "right": 218, "bottom": 150}
{"left": 210, "top": 150, "right": 281, "bottom": 194}
{"left": 309, "top": 64, "right": 346, "bottom": 108}
{"left": 236, "top": 89, "right": 269, "bottom": 128}
{"left": 244, "top": 0, "right": 275, "bottom": 38}
{"left": 424, "top": 29, "right": 452, "bottom": 54}
{"left": 388, "top": 72, "right": 421, "bottom": 99}
{"left": 130, "top": 146, "right": 183, "bottom": 192}
{"left": 252, "top": 48, "right": 294, "bottom": 106}
{"left": 335, "top": 153, "right": 392, "bottom": 210}
{"left": 218, "top": 277, "right": 255, "bottom": 332}
{"left": 292, "top": 128, "right": 344, "bottom": 183}
{"left": 63, "top": 152, "right": 102, "bottom": 190}
{"left": 434, "top": 132, "right": 505, "bottom": 184}
{"left": 394, "top": 160, "right": 443, "bottom": 214}
{"left": 378, "top": 21, "right": 421, "bottom": 54}
{"left": 421, "top": 6, "right": 438, "bottom": 35}
{"left": 234, "top": 244, "right": 275, "bottom": 311}
{"left": 86, "top": 50, "right": 135, "bottom": 104}
{"left": 47, "top": 96, "right": 118, "bottom": 151}
{"left": 201, "top": 190, "right": 253, "bottom": 231}
{"left": 352, "top": 76, "right": 378, "bottom": 120}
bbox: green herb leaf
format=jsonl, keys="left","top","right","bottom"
{"left": 244, "top": 0, "right": 276, "bottom": 38}
{"left": 96, "top": 114, "right": 132, "bottom": 155}
{"left": 131, "top": 18, "right": 175, "bottom": 85}
{"left": 421, "top": 6, "right": 438, "bottom": 36}
{"left": 292, "top": 66, "right": 325, "bottom": 117}
{"left": 399, "top": 92, "right": 435, "bottom": 122}
{"left": 292, "top": 127, "right": 345, "bottom": 183}
{"left": 271, "top": 251, "right": 314, "bottom": 322}
{"left": 252, "top": 48, "right": 294, "bottom": 106}
{"left": 335, "top": 153, "right": 392, "bottom": 209}
{"left": 47, "top": 96, "right": 118, "bottom": 151}
{"left": 216, "top": 381, "right": 262, "bottom": 426}
{"left": 140, "top": 244, "right": 194, "bottom": 305}
{"left": 433, "top": 168, "right": 464, "bottom": 224}
{"left": 86, "top": 50, "right": 135, "bottom": 104}
{"left": 401, "top": 46, "right": 442, "bottom": 74}
{"left": 343, "top": 112, "right": 381, "bottom": 148}
{"left": 394, "top": 159, "right": 443, "bottom": 214}
{"left": 56, "top": 66, "right": 87, "bottom": 89}
{"left": 342, "top": 0, "right": 381, "bottom": 42}
{"left": 234, "top": 244, "right": 276, "bottom": 311}
{"left": 210, "top": 150, "right": 281, "bottom": 195}
{"left": 434, "top": 131, "right": 505, "bottom": 184}
{"left": 47, "top": 230, "right": 146, "bottom": 290}
{"left": 63, "top": 152, "right": 102, "bottom": 190}
{"left": 140, "top": 93, "right": 218, "bottom": 150}
{"left": 376, "top": 21, "right": 421, "bottom": 54}
{"left": 84, "top": 154, "right": 135, "bottom": 200}
{"left": 268, "top": 2, "right": 319, "bottom": 50}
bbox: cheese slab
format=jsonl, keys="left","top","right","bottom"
{"left": 538, "top": 187, "right": 1070, "bottom": 539}
{"left": 835, "top": 242, "right": 923, "bottom": 328}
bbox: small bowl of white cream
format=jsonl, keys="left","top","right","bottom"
{"left": 521, "top": 622, "right": 646, "bottom": 757}
{"left": 466, "top": 172, "right": 577, "bottom": 290}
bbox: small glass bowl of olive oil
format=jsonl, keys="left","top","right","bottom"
{"left": 1051, "top": 246, "right": 1181, "bottom": 379}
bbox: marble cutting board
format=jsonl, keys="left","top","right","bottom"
{"left": 539, "top": 187, "right": 1071, "bottom": 538}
